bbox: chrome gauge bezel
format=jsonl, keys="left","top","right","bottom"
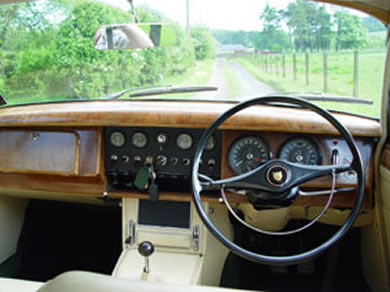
{"left": 228, "top": 135, "right": 272, "bottom": 175}
{"left": 109, "top": 131, "right": 126, "bottom": 148}
{"left": 131, "top": 132, "right": 148, "bottom": 149}
{"left": 278, "top": 137, "right": 322, "bottom": 165}
{"left": 176, "top": 133, "right": 193, "bottom": 150}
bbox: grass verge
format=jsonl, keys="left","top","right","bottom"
{"left": 235, "top": 51, "right": 385, "bottom": 118}
{"left": 223, "top": 64, "right": 241, "bottom": 99}
{"left": 159, "top": 59, "right": 215, "bottom": 98}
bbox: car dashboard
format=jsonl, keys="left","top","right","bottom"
{"left": 0, "top": 99, "right": 379, "bottom": 213}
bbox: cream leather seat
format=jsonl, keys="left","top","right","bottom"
{"left": 0, "top": 271, "right": 254, "bottom": 292}
{"left": 0, "top": 277, "right": 43, "bottom": 292}
{"left": 38, "top": 271, "right": 252, "bottom": 292}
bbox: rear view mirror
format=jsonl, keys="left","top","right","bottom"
{"left": 94, "top": 23, "right": 177, "bottom": 50}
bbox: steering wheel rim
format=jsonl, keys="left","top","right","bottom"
{"left": 192, "top": 95, "right": 365, "bottom": 266}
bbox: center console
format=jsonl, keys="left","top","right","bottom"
{"left": 112, "top": 198, "right": 232, "bottom": 286}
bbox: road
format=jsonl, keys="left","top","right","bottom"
{"left": 196, "top": 58, "right": 278, "bottom": 100}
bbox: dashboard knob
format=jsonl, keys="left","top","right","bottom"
{"left": 208, "top": 158, "right": 216, "bottom": 169}
{"left": 122, "top": 155, "right": 130, "bottom": 163}
{"left": 170, "top": 157, "right": 178, "bottom": 165}
{"left": 156, "top": 155, "right": 168, "bottom": 166}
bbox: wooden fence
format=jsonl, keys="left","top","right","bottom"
{"left": 252, "top": 51, "right": 360, "bottom": 97}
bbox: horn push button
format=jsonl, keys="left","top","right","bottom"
{"left": 266, "top": 165, "right": 290, "bottom": 187}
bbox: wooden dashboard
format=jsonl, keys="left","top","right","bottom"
{"left": 0, "top": 100, "right": 380, "bottom": 210}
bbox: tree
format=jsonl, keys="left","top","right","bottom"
{"left": 190, "top": 26, "right": 215, "bottom": 60}
{"left": 334, "top": 11, "right": 367, "bottom": 50}
{"left": 284, "top": 0, "right": 332, "bottom": 52}
{"left": 258, "top": 4, "right": 290, "bottom": 52}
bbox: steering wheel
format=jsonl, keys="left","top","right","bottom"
{"left": 191, "top": 96, "right": 365, "bottom": 265}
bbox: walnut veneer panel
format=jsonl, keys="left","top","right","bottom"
{"left": 0, "top": 101, "right": 380, "bottom": 137}
{"left": 0, "top": 128, "right": 100, "bottom": 177}
{"left": 0, "top": 130, "right": 78, "bottom": 174}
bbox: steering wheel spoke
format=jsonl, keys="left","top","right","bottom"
{"left": 201, "top": 160, "right": 351, "bottom": 194}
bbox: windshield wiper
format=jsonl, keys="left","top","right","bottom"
{"left": 101, "top": 85, "right": 172, "bottom": 100}
{"left": 102, "top": 85, "right": 218, "bottom": 100}
{"left": 284, "top": 91, "right": 373, "bottom": 105}
{"left": 128, "top": 86, "right": 218, "bottom": 98}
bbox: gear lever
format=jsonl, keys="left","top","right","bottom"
{"left": 138, "top": 241, "right": 154, "bottom": 273}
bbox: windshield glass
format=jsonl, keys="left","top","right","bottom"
{"left": 0, "top": 0, "right": 386, "bottom": 118}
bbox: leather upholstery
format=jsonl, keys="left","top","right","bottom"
{"left": 0, "top": 277, "right": 43, "bottom": 292}
{"left": 38, "top": 271, "right": 253, "bottom": 292}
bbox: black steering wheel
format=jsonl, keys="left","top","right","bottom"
{"left": 192, "top": 95, "right": 365, "bottom": 265}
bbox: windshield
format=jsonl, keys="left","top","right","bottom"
{"left": 0, "top": 0, "right": 386, "bottom": 118}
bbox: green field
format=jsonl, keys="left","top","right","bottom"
{"left": 235, "top": 50, "right": 386, "bottom": 118}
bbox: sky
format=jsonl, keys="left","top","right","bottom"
{"left": 105, "top": 0, "right": 291, "bottom": 31}
{"left": 104, "top": 0, "right": 368, "bottom": 31}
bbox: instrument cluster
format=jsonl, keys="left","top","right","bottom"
{"left": 228, "top": 135, "right": 322, "bottom": 175}
{"left": 105, "top": 127, "right": 221, "bottom": 191}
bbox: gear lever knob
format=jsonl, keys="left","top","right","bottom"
{"left": 138, "top": 241, "right": 154, "bottom": 257}
{"left": 138, "top": 241, "right": 154, "bottom": 273}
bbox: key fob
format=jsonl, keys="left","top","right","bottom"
{"left": 134, "top": 167, "right": 149, "bottom": 190}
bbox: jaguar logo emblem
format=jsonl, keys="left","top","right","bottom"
{"left": 272, "top": 170, "right": 284, "bottom": 182}
{"left": 266, "top": 165, "right": 290, "bottom": 187}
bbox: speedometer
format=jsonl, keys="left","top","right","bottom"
{"left": 228, "top": 136, "right": 271, "bottom": 175}
{"left": 279, "top": 137, "right": 321, "bottom": 165}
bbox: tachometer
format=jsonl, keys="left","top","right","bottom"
{"left": 279, "top": 137, "right": 321, "bottom": 165}
{"left": 228, "top": 136, "right": 271, "bottom": 175}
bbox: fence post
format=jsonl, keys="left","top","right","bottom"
{"left": 353, "top": 50, "right": 359, "bottom": 97}
{"left": 263, "top": 55, "right": 266, "bottom": 71}
{"left": 323, "top": 52, "right": 328, "bottom": 93}
{"left": 293, "top": 53, "right": 297, "bottom": 81}
{"left": 260, "top": 55, "right": 262, "bottom": 71}
{"left": 282, "top": 54, "right": 286, "bottom": 78}
{"left": 276, "top": 56, "right": 279, "bottom": 75}
{"left": 305, "top": 52, "right": 309, "bottom": 86}
{"left": 265, "top": 55, "right": 269, "bottom": 72}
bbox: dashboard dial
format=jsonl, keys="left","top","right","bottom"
{"left": 176, "top": 133, "right": 193, "bottom": 150}
{"left": 228, "top": 136, "right": 271, "bottom": 174}
{"left": 205, "top": 135, "right": 217, "bottom": 151}
{"left": 131, "top": 132, "right": 148, "bottom": 148}
{"left": 110, "top": 131, "right": 126, "bottom": 148}
{"left": 279, "top": 137, "right": 321, "bottom": 165}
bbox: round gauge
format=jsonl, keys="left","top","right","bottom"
{"left": 176, "top": 133, "right": 193, "bottom": 150}
{"left": 156, "top": 133, "right": 168, "bottom": 144}
{"left": 228, "top": 136, "right": 271, "bottom": 175}
{"left": 205, "top": 135, "right": 217, "bottom": 151}
{"left": 279, "top": 137, "right": 321, "bottom": 165}
{"left": 110, "top": 131, "right": 126, "bottom": 148}
{"left": 131, "top": 132, "right": 148, "bottom": 148}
